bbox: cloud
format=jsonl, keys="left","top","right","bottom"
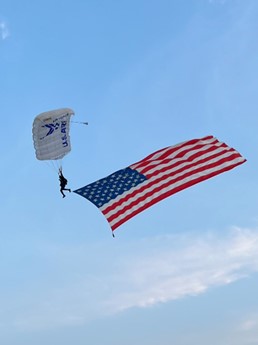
{"left": 241, "top": 315, "right": 258, "bottom": 331}
{"left": 1, "top": 226, "right": 258, "bottom": 332}
{"left": 105, "top": 227, "right": 258, "bottom": 312}
{"left": 230, "top": 314, "right": 258, "bottom": 345}
{"left": 0, "top": 21, "right": 10, "bottom": 40}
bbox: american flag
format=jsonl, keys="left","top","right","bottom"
{"left": 73, "top": 136, "right": 246, "bottom": 232}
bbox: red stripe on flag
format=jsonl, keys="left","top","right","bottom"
{"left": 100, "top": 136, "right": 246, "bottom": 231}
{"left": 110, "top": 159, "right": 244, "bottom": 230}
{"left": 105, "top": 156, "right": 245, "bottom": 230}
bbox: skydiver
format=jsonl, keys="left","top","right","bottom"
{"left": 58, "top": 168, "right": 71, "bottom": 198}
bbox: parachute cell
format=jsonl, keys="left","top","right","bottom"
{"left": 32, "top": 108, "right": 74, "bottom": 161}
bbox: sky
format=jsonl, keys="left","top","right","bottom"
{"left": 1, "top": 0, "right": 258, "bottom": 344}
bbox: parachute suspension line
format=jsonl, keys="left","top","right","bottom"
{"left": 55, "top": 159, "right": 63, "bottom": 174}
{"left": 43, "top": 159, "right": 62, "bottom": 174}
{"left": 71, "top": 121, "right": 88, "bottom": 125}
{"left": 44, "top": 160, "right": 58, "bottom": 173}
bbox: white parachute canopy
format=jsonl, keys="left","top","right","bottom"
{"left": 32, "top": 108, "right": 74, "bottom": 161}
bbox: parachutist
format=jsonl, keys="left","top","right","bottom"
{"left": 59, "top": 168, "right": 71, "bottom": 198}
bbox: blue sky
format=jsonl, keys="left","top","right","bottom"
{"left": 1, "top": 0, "right": 258, "bottom": 344}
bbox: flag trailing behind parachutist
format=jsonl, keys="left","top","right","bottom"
{"left": 73, "top": 135, "right": 246, "bottom": 232}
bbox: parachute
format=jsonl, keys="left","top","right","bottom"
{"left": 32, "top": 108, "right": 74, "bottom": 169}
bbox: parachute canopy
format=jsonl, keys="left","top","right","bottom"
{"left": 32, "top": 108, "right": 74, "bottom": 161}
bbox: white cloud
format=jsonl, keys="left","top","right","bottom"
{"left": 0, "top": 21, "right": 10, "bottom": 40}
{"left": 1, "top": 226, "right": 258, "bottom": 332}
{"left": 105, "top": 227, "right": 258, "bottom": 312}
{"left": 228, "top": 314, "right": 258, "bottom": 345}
{"left": 241, "top": 315, "right": 258, "bottom": 331}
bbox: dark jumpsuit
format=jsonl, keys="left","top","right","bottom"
{"left": 59, "top": 171, "right": 71, "bottom": 197}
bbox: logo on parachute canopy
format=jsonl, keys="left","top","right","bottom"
{"left": 40, "top": 120, "right": 69, "bottom": 148}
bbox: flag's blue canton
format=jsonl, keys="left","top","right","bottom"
{"left": 74, "top": 167, "right": 147, "bottom": 208}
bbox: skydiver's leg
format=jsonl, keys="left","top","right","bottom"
{"left": 60, "top": 188, "right": 66, "bottom": 198}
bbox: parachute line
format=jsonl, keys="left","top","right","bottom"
{"left": 71, "top": 121, "right": 88, "bottom": 125}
